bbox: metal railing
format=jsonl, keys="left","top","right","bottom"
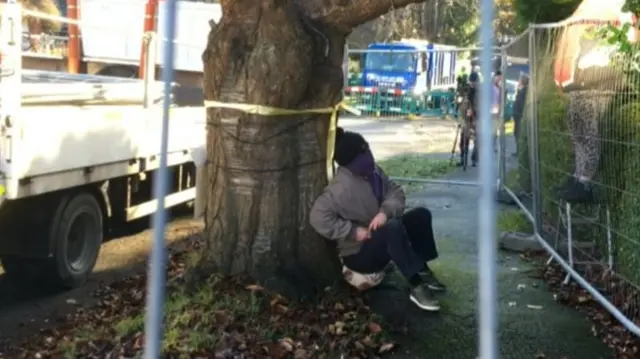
{"left": 9, "top": 0, "right": 640, "bottom": 356}
{"left": 500, "top": 18, "right": 640, "bottom": 337}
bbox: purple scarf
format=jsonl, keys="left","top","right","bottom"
{"left": 346, "top": 150, "right": 384, "bottom": 204}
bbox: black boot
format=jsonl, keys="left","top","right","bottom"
{"left": 556, "top": 177, "right": 594, "bottom": 203}
{"left": 555, "top": 176, "right": 576, "bottom": 193}
{"left": 419, "top": 266, "right": 447, "bottom": 292}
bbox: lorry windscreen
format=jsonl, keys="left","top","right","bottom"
{"left": 364, "top": 52, "right": 417, "bottom": 72}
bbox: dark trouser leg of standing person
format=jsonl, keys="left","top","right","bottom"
{"left": 513, "top": 115, "right": 520, "bottom": 156}
{"left": 556, "top": 91, "right": 603, "bottom": 203}
{"left": 457, "top": 129, "right": 468, "bottom": 166}
{"left": 401, "top": 207, "right": 446, "bottom": 291}
{"left": 342, "top": 220, "right": 440, "bottom": 311}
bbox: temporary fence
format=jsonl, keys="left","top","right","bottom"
{"left": 1, "top": 1, "right": 505, "bottom": 357}
{"left": 500, "top": 18, "right": 640, "bottom": 337}
{"left": 11, "top": 0, "right": 640, "bottom": 357}
{"left": 342, "top": 45, "right": 523, "bottom": 127}
{"left": 343, "top": 47, "right": 460, "bottom": 119}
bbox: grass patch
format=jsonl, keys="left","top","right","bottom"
{"left": 504, "top": 168, "right": 519, "bottom": 190}
{"left": 5, "top": 249, "right": 396, "bottom": 358}
{"left": 378, "top": 155, "right": 456, "bottom": 193}
{"left": 497, "top": 210, "right": 532, "bottom": 233}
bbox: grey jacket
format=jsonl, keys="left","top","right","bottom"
{"left": 309, "top": 166, "right": 405, "bottom": 257}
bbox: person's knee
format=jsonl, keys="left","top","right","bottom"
{"left": 405, "top": 207, "right": 432, "bottom": 222}
{"left": 402, "top": 207, "right": 432, "bottom": 230}
{"left": 382, "top": 218, "right": 404, "bottom": 232}
{"left": 375, "top": 219, "right": 405, "bottom": 239}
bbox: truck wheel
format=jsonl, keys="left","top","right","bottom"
{"left": 45, "top": 192, "right": 103, "bottom": 289}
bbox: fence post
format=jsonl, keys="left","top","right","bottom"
{"left": 342, "top": 44, "right": 349, "bottom": 90}
{"left": 143, "top": 0, "right": 178, "bottom": 357}
{"left": 498, "top": 46, "right": 507, "bottom": 188}
{"left": 142, "top": 32, "right": 157, "bottom": 109}
{"left": 527, "top": 25, "right": 543, "bottom": 235}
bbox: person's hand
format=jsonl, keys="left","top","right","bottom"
{"left": 369, "top": 212, "right": 388, "bottom": 231}
{"left": 355, "top": 227, "right": 371, "bottom": 242}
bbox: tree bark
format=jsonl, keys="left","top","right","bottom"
{"left": 199, "top": 0, "right": 424, "bottom": 298}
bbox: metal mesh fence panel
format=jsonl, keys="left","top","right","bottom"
{"left": 502, "top": 31, "right": 532, "bottom": 209}
{"left": 530, "top": 17, "right": 640, "bottom": 335}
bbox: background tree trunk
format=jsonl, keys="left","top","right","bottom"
{"left": 199, "top": 0, "right": 424, "bottom": 298}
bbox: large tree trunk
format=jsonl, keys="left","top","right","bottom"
{"left": 199, "top": 0, "right": 424, "bottom": 298}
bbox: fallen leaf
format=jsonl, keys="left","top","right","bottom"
{"left": 245, "top": 284, "right": 264, "bottom": 292}
{"left": 362, "top": 336, "right": 377, "bottom": 348}
{"left": 379, "top": 342, "right": 395, "bottom": 353}
{"left": 294, "top": 348, "right": 308, "bottom": 359}
{"left": 367, "top": 322, "right": 383, "bottom": 334}
{"left": 577, "top": 295, "right": 591, "bottom": 303}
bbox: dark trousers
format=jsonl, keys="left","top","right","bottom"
{"left": 513, "top": 115, "right": 521, "bottom": 151}
{"left": 459, "top": 124, "right": 478, "bottom": 163}
{"left": 342, "top": 207, "right": 438, "bottom": 281}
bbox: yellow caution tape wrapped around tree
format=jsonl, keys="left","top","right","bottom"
{"left": 203, "top": 100, "right": 360, "bottom": 181}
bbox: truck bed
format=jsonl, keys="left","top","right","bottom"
{"left": 2, "top": 71, "right": 206, "bottom": 199}
{"left": 21, "top": 70, "right": 167, "bottom": 104}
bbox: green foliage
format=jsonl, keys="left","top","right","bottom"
{"left": 603, "top": 101, "right": 640, "bottom": 284}
{"left": 622, "top": 0, "right": 640, "bottom": 15}
{"left": 497, "top": 210, "right": 533, "bottom": 233}
{"left": 600, "top": 22, "right": 640, "bottom": 84}
{"left": 513, "top": 0, "right": 581, "bottom": 25}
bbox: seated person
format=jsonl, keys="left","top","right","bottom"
{"left": 309, "top": 127, "right": 446, "bottom": 312}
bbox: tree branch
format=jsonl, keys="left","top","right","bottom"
{"left": 298, "top": 0, "right": 427, "bottom": 31}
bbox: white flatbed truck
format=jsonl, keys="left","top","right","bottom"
{"left": 0, "top": 4, "right": 205, "bottom": 288}
{"left": 0, "top": 70, "right": 205, "bottom": 289}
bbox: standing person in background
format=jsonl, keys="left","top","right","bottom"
{"left": 512, "top": 74, "right": 529, "bottom": 156}
{"left": 455, "top": 67, "right": 469, "bottom": 117}
{"left": 458, "top": 71, "right": 479, "bottom": 167}
{"left": 456, "top": 67, "right": 469, "bottom": 95}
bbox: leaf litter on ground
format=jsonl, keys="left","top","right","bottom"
{"left": 0, "top": 239, "right": 395, "bottom": 359}
{"left": 520, "top": 249, "right": 640, "bottom": 359}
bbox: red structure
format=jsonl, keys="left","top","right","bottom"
{"left": 138, "top": 0, "right": 159, "bottom": 79}
{"left": 66, "top": 0, "right": 80, "bottom": 73}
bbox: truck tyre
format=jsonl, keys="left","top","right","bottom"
{"left": 45, "top": 192, "right": 103, "bottom": 289}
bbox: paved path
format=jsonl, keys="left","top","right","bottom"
{"left": 350, "top": 119, "right": 614, "bottom": 358}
